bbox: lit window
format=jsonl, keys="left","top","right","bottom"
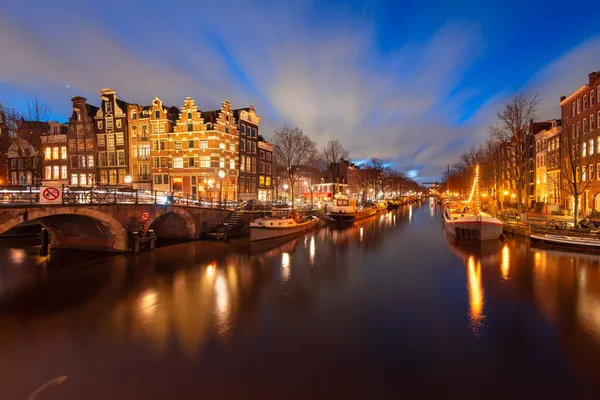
{"left": 199, "top": 156, "right": 210, "bottom": 168}
{"left": 230, "top": 159, "right": 235, "bottom": 169}
{"left": 88, "top": 155, "right": 95, "bottom": 168}
{"left": 131, "top": 110, "right": 137, "bottom": 120}
{"left": 53, "top": 166, "right": 59, "bottom": 180}
{"left": 240, "top": 155, "right": 246, "bottom": 172}
{"left": 117, "top": 150, "right": 125, "bottom": 166}
{"left": 98, "top": 134, "right": 106, "bottom": 147}
{"left": 220, "top": 158, "right": 225, "bottom": 168}
{"left": 590, "top": 139, "right": 595, "bottom": 156}
{"left": 230, "top": 143, "right": 235, "bottom": 151}
{"left": 61, "top": 165, "right": 67, "bottom": 179}
{"left": 80, "top": 173, "right": 87, "bottom": 186}
{"left": 106, "top": 118, "right": 113, "bottom": 131}
{"left": 61, "top": 146, "right": 67, "bottom": 159}
{"left": 219, "top": 141, "right": 225, "bottom": 150}
{"left": 200, "top": 140, "right": 208, "bottom": 149}
{"left": 174, "top": 157, "right": 183, "bottom": 168}
{"left": 45, "top": 148, "right": 51, "bottom": 160}
{"left": 116, "top": 133, "right": 124, "bottom": 146}
{"left": 71, "top": 173, "right": 78, "bottom": 185}
{"left": 174, "top": 141, "right": 182, "bottom": 150}
{"left": 45, "top": 166, "right": 51, "bottom": 180}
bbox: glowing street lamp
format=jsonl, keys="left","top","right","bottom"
{"left": 124, "top": 175, "right": 132, "bottom": 184}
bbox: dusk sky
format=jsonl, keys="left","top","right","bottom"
{"left": 1, "top": 0, "right": 599, "bottom": 181}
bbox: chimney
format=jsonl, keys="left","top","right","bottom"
{"left": 560, "top": 95, "right": 566, "bottom": 102}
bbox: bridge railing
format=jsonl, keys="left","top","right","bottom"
{"left": 0, "top": 186, "right": 232, "bottom": 209}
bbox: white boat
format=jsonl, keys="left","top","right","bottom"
{"left": 442, "top": 164, "right": 503, "bottom": 241}
{"left": 250, "top": 214, "right": 319, "bottom": 242}
{"left": 530, "top": 233, "right": 600, "bottom": 250}
{"left": 325, "top": 194, "right": 377, "bottom": 223}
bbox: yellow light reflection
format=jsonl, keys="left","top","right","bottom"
{"left": 205, "top": 263, "right": 216, "bottom": 279}
{"left": 9, "top": 248, "right": 26, "bottom": 264}
{"left": 359, "top": 227, "right": 364, "bottom": 242}
{"left": 281, "top": 253, "right": 291, "bottom": 282}
{"left": 214, "top": 273, "right": 230, "bottom": 334}
{"left": 137, "top": 289, "right": 158, "bottom": 323}
{"left": 409, "top": 204, "right": 413, "bottom": 224}
{"left": 501, "top": 244, "right": 510, "bottom": 280}
{"left": 309, "top": 236, "right": 316, "bottom": 265}
{"left": 467, "top": 256, "right": 485, "bottom": 334}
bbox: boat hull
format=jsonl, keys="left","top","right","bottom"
{"left": 443, "top": 214, "right": 504, "bottom": 241}
{"left": 250, "top": 218, "right": 319, "bottom": 242}
{"left": 325, "top": 208, "right": 377, "bottom": 223}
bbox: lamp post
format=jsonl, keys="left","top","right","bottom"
{"left": 218, "top": 170, "right": 225, "bottom": 206}
{"left": 283, "top": 183, "right": 289, "bottom": 203}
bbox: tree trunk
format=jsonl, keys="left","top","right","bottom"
{"left": 290, "top": 185, "right": 294, "bottom": 209}
{"left": 573, "top": 193, "right": 579, "bottom": 228}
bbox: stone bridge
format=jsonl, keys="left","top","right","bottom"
{"left": 0, "top": 205, "right": 232, "bottom": 252}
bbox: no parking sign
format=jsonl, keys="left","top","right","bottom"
{"left": 40, "top": 187, "right": 62, "bottom": 204}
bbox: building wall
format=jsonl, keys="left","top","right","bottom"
{"left": 41, "top": 122, "right": 69, "bottom": 186}
{"left": 560, "top": 71, "right": 600, "bottom": 213}
{"left": 235, "top": 107, "right": 260, "bottom": 201}
{"left": 257, "top": 139, "right": 273, "bottom": 201}
{"left": 95, "top": 88, "right": 129, "bottom": 185}
{"left": 68, "top": 97, "right": 98, "bottom": 186}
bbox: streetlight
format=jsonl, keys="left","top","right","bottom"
{"left": 124, "top": 175, "right": 132, "bottom": 184}
{"left": 218, "top": 170, "right": 225, "bottom": 206}
{"left": 283, "top": 183, "right": 289, "bottom": 202}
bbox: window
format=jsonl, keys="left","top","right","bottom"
{"left": 107, "top": 134, "right": 115, "bottom": 150}
{"left": 252, "top": 142, "right": 257, "bottom": 154}
{"left": 45, "top": 148, "right": 51, "bottom": 160}
{"left": 88, "top": 155, "right": 94, "bottom": 168}
{"left": 251, "top": 157, "right": 256, "bottom": 173}
{"left": 583, "top": 166, "right": 587, "bottom": 181}
{"left": 590, "top": 165, "right": 595, "bottom": 181}
{"left": 220, "top": 158, "right": 225, "bottom": 168}
{"left": 79, "top": 155, "right": 86, "bottom": 168}
{"left": 116, "top": 119, "right": 122, "bottom": 129}
{"left": 241, "top": 125, "right": 246, "bottom": 135}
{"left": 69, "top": 140, "right": 76, "bottom": 151}
{"left": 45, "top": 166, "right": 51, "bottom": 180}
{"left": 76, "top": 140, "right": 84, "bottom": 151}
{"left": 266, "top": 176, "right": 271, "bottom": 187}
{"left": 117, "top": 150, "right": 125, "bottom": 166}
{"left": 230, "top": 159, "right": 235, "bottom": 169}
{"left": 98, "top": 134, "right": 106, "bottom": 147}
{"left": 187, "top": 123, "right": 193, "bottom": 132}
{"left": 199, "top": 156, "right": 210, "bottom": 168}
{"left": 225, "top": 127, "right": 229, "bottom": 134}
{"left": 159, "top": 124, "right": 164, "bottom": 133}
{"left": 79, "top": 173, "right": 87, "bottom": 186}
{"left": 246, "top": 157, "right": 251, "bottom": 172}
{"left": 584, "top": 96, "right": 588, "bottom": 110}
{"left": 106, "top": 118, "right": 113, "bottom": 131}
{"left": 266, "top": 163, "right": 271, "bottom": 174}
{"left": 174, "top": 157, "right": 183, "bottom": 168}
{"left": 139, "top": 144, "right": 150, "bottom": 159}
{"left": 597, "top": 163, "right": 600, "bottom": 180}
{"left": 70, "top": 155, "right": 78, "bottom": 168}
{"left": 105, "top": 102, "right": 112, "bottom": 113}
{"left": 187, "top": 157, "right": 195, "bottom": 167}
{"left": 98, "top": 152, "right": 106, "bottom": 167}
{"left": 61, "top": 165, "right": 67, "bottom": 179}
{"left": 108, "top": 152, "right": 116, "bottom": 166}
{"left": 240, "top": 140, "right": 246, "bottom": 151}
{"left": 155, "top": 110, "right": 160, "bottom": 119}
{"left": 577, "top": 99, "right": 581, "bottom": 113}
{"left": 583, "top": 141, "right": 587, "bottom": 157}
{"left": 188, "top": 140, "right": 194, "bottom": 148}
{"left": 160, "top": 157, "right": 167, "bottom": 168}
{"left": 584, "top": 118, "right": 588, "bottom": 133}
{"left": 200, "top": 140, "right": 208, "bottom": 149}
{"left": 86, "top": 124, "right": 90, "bottom": 132}
{"left": 61, "top": 146, "right": 67, "bottom": 159}
{"left": 98, "top": 121, "right": 103, "bottom": 130}
{"left": 592, "top": 90, "right": 596, "bottom": 106}
{"left": 131, "top": 110, "right": 137, "bottom": 120}
{"left": 592, "top": 114, "right": 596, "bottom": 131}
{"left": 260, "top": 161, "right": 265, "bottom": 173}
{"left": 259, "top": 150, "right": 265, "bottom": 159}
{"left": 590, "top": 139, "right": 595, "bottom": 156}
{"left": 154, "top": 175, "right": 162, "bottom": 184}
{"left": 229, "top": 143, "right": 235, "bottom": 151}
{"left": 259, "top": 175, "right": 265, "bottom": 186}
{"left": 239, "top": 176, "right": 245, "bottom": 192}
{"left": 187, "top": 112, "right": 192, "bottom": 120}
{"left": 572, "top": 103, "right": 576, "bottom": 117}
{"left": 253, "top": 128, "right": 257, "bottom": 138}
{"left": 71, "top": 173, "right": 78, "bottom": 185}
{"left": 116, "top": 133, "right": 124, "bottom": 146}
{"left": 174, "top": 141, "right": 182, "bottom": 150}
{"left": 219, "top": 141, "right": 225, "bottom": 150}
{"left": 266, "top": 152, "right": 272, "bottom": 161}
{"left": 53, "top": 165, "right": 59, "bottom": 180}
{"left": 240, "top": 155, "right": 246, "bottom": 172}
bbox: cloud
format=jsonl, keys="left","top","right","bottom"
{"left": 0, "top": 0, "right": 598, "bottom": 182}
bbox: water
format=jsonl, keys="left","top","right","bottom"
{"left": 1, "top": 203, "right": 599, "bottom": 398}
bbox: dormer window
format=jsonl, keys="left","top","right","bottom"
{"left": 248, "top": 115, "right": 252, "bottom": 122}
{"left": 106, "top": 102, "right": 112, "bottom": 113}
{"left": 155, "top": 110, "right": 160, "bottom": 119}
{"left": 187, "top": 112, "right": 192, "bottom": 120}
{"left": 131, "top": 110, "right": 137, "bottom": 120}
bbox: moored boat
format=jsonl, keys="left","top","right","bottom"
{"left": 250, "top": 213, "right": 319, "bottom": 242}
{"left": 325, "top": 194, "right": 377, "bottom": 223}
{"left": 530, "top": 233, "right": 600, "bottom": 251}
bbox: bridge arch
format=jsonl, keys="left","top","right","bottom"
{"left": 147, "top": 207, "right": 197, "bottom": 239}
{"left": 0, "top": 207, "right": 128, "bottom": 252}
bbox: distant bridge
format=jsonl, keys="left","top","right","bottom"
{"left": 0, "top": 186, "right": 232, "bottom": 253}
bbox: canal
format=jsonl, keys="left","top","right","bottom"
{"left": 1, "top": 203, "right": 599, "bottom": 398}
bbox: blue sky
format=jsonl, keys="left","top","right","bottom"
{"left": 1, "top": 0, "right": 599, "bottom": 181}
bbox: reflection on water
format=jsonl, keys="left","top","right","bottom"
{"left": 467, "top": 255, "right": 484, "bottom": 334}
{"left": 2, "top": 206, "right": 600, "bottom": 397}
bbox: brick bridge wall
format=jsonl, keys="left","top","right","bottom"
{"left": 0, "top": 205, "right": 231, "bottom": 252}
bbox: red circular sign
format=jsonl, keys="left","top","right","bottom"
{"left": 42, "top": 187, "right": 60, "bottom": 201}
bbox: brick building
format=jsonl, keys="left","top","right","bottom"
{"left": 559, "top": 71, "right": 600, "bottom": 213}
{"left": 129, "top": 98, "right": 177, "bottom": 190}
{"left": 234, "top": 106, "right": 260, "bottom": 201}
{"left": 95, "top": 88, "right": 129, "bottom": 185}
{"left": 68, "top": 96, "right": 98, "bottom": 186}
{"left": 0, "top": 106, "right": 9, "bottom": 185}
{"left": 7, "top": 138, "right": 38, "bottom": 185}
{"left": 41, "top": 121, "right": 69, "bottom": 186}
{"left": 257, "top": 139, "right": 273, "bottom": 201}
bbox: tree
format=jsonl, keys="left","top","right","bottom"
{"left": 366, "top": 157, "right": 385, "bottom": 198}
{"left": 489, "top": 93, "right": 540, "bottom": 216}
{"left": 273, "top": 126, "right": 317, "bottom": 209}
{"left": 320, "top": 139, "right": 349, "bottom": 194}
{"left": 546, "top": 123, "right": 599, "bottom": 226}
